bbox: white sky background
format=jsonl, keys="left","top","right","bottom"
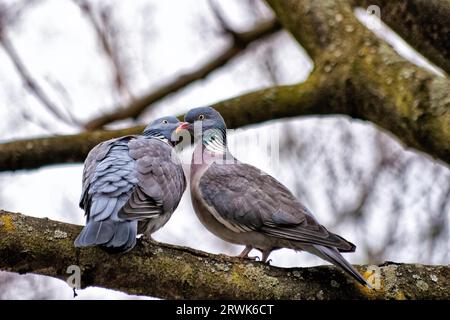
{"left": 0, "top": 0, "right": 449, "bottom": 299}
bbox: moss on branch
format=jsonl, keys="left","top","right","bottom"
{"left": 1, "top": 210, "right": 449, "bottom": 299}
{"left": 0, "top": 127, "right": 145, "bottom": 171}
{"left": 266, "top": 0, "right": 450, "bottom": 164}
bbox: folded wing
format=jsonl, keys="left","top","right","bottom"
{"left": 118, "top": 137, "right": 186, "bottom": 233}
{"left": 199, "top": 162, "right": 355, "bottom": 252}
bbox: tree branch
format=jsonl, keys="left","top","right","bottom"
{"left": 351, "top": 0, "right": 450, "bottom": 75}
{"left": 84, "top": 18, "right": 281, "bottom": 130}
{"left": 266, "top": 0, "right": 362, "bottom": 63}
{"left": 0, "top": 126, "right": 144, "bottom": 172}
{"left": 0, "top": 71, "right": 329, "bottom": 171}
{"left": 1, "top": 210, "right": 448, "bottom": 299}
{"left": 1, "top": 55, "right": 450, "bottom": 171}
{"left": 265, "top": 0, "right": 450, "bottom": 164}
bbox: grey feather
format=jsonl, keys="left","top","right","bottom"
{"left": 307, "top": 245, "right": 371, "bottom": 288}
{"left": 75, "top": 127, "right": 186, "bottom": 252}
{"left": 199, "top": 163, "right": 355, "bottom": 252}
{"left": 118, "top": 137, "right": 186, "bottom": 227}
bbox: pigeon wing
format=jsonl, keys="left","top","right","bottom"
{"left": 75, "top": 135, "right": 138, "bottom": 249}
{"left": 118, "top": 137, "right": 186, "bottom": 220}
{"left": 199, "top": 162, "right": 355, "bottom": 252}
{"left": 79, "top": 135, "right": 137, "bottom": 214}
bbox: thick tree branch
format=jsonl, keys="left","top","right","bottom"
{"left": 84, "top": 19, "right": 281, "bottom": 130}
{"left": 1, "top": 210, "right": 449, "bottom": 299}
{"left": 351, "top": 0, "right": 450, "bottom": 75}
{"left": 1, "top": 59, "right": 450, "bottom": 171}
{"left": 266, "top": 0, "right": 450, "bottom": 164}
{"left": 266, "top": 0, "right": 362, "bottom": 63}
{"left": 0, "top": 71, "right": 329, "bottom": 171}
{"left": 0, "top": 127, "right": 144, "bottom": 172}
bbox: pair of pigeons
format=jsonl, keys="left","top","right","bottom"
{"left": 75, "top": 106, "right": 370, "bottom": 288}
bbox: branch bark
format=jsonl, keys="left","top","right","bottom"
{"left": 1, "top": 210, "right": 449, "bottom": 299}
{"left": 351, "top": 0, "right": 450, "bottom": 75}
{"left": 0, "top": 126, "right": 144, "bottom": 172}
{"left": 84, "top": 19, "right": 281, "bottom": 130}
{"left": 266, "top": 0, "right": 450, "bottom": 164}
{"left": 1, "top": 67, "right": 449, "bottom": 172}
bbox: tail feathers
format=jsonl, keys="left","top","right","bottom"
{"left": 74, "top": 220, "right": 137, "bottom": 252}
{"left": 311, "top": 245, "right": 372, "bottom": 288}
{"left": 334, "top": 234, "right": 356, "bottom": 252}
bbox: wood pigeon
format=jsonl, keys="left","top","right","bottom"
{"left": 75, "top": 116, "right": 186, "bottom": 252}
{"left": 177, "top": 107, "right": 370, "bottom": 287}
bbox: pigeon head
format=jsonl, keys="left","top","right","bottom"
{"left": 143, "top": 116, "right": 182, "bottom": 146}
{"left": 177, "top": 107, "right": 227, "bottom": 142}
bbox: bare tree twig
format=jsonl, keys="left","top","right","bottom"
{"left": 208, "top": 0, "right": 236, "bottom": 36}
{"left": 0, "top": 0, "right": 42, "bottom": 29}
{"left": 84, "top": 18, "right": 281, "bottom": 130}
{"left": 44, "top": 76, "right": 79, "bottom": 125}
{"left": 0, "top": 35, "right": 79, "bottom": 127}
{"left": 72, "top": 0, "right": 131, "bottom": 99}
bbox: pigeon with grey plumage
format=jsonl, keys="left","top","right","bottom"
{"left": 177, "top": 107, "right": 370, "bottom": 287}
{"left": 75, "top": 116, "right": 186, "bottom": 252}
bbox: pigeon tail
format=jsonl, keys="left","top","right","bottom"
{"left": 74, "top": 220, "right": 137, "bottom": 252}
{"left": 310, "top": 244, "right": 372, "bottom": 289}
{"left": 334, "top": 234, "right": 356, "bottom": 252}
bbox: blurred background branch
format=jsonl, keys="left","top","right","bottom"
{"left": 83, "top": 16, "right": 280, "bottom": 130}
{"left": 0, "top": 0, "right": 80, "bottom": 127}
{"left": 0, "top": 36, "right": 80, "bottom": 127}
{"left": 72, "top": 0, "right": 132, "bottom": 101}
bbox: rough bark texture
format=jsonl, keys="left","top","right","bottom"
{"left": 1, "top": 210, "right": 449, "bottom": 299}
{"left": 352, "top": 0, "right": 450, "bottom": 75}
{"left": 266, "top": 0, "right": 450, "bottom": 164}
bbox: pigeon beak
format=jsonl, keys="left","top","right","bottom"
{"left": 176, "top": 122, "right": 190, "bottom": 134}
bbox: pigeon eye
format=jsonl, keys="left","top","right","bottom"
{"left": 161, "top": 120, "right": 168, "bottom": 124}
{"left": 198, "top": 114, "right": 205, "bottom": 120}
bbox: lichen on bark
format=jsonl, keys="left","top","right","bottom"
{"left": 0, "top": 210, "right": 449, "bottom": 299}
